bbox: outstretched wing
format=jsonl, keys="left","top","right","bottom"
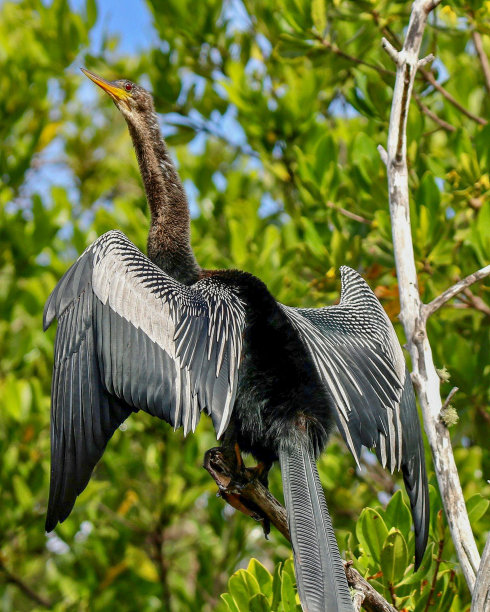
{"left": 281, "top": 266, "right": 429, "bottom": 567}
{"left": 44, "top": 230, "right": 246, "bottom": 530}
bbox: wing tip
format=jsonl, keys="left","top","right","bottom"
{"left": 45, "top": 514, "right": 58, "bottom": 533}
{"left": 43, "top": 303, "right": 54, "bottom": 331}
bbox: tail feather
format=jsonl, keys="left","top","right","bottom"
{"left": 280, "top": 443, "right": 354, "bottom": 612}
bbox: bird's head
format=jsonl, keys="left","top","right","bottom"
{"left": 81, "top": 68, "right": 154, "bottom": 121}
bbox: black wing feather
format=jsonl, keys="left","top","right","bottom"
{"left": 281, "top": 266, "right": 429, "bottom": 568}
{"left": 44, "top": 230, "right": 245, "bottom": 530}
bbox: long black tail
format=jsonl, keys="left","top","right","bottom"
{"left": 279, "top": 443, "right": 354, "bottom": 612}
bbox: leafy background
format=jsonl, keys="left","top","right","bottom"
{"left": 1, "top": 0, "right": 488, "bottom": 610}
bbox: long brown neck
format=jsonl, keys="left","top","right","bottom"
{"left": 125, "top": 110, "right": 200, "bottom": 285}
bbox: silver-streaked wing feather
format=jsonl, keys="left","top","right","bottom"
{"left": 44, "top": 230, "right": 246, "bottom": 530}
{"left": 281, "top": 266, "right": 429, "bottom": 566}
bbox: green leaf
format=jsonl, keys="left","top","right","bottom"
{"left": 125, "top": 546, "right": 159, "bottom": 582}
{"left": 249, "top": 593, "right": 272, "bottom": 612}
{"left": 271, "top": 562, "right": 283, "bottom": 610}
{"left": 221, "top": 593, "right": 240, "bottom": 612}
{"left": 380, "top": 529, "right": 408, "bottom": 584}
{"left": 276, "top": 33, "right": 312, "bottom": 59}
{"left": 384, "top": 490, "right": 412, "bottom": 538}
{"left": 13, "top": 475, "right": 33, "bottom": 510}
{"left": 311, "top": 0, "right": 326, "bottom": 34}
{"left": 248, "top": 559, "right": 273, "bottom": 599}
{"left": 280, "top": 569, "right": 297, "bottom": 612}
{"left": 356, "top": 508, "right": 389, "bottom": 565}
{"left": 399, "top": 541, "right": 435, "bottom": 586}
{"left": 228, "top": 570, "right": 261, "bottom": 610}
{"left": 466, "top": 493, "right": 489, "bottom": 524}
{"left": 85, "top": 0, "right": 97, "bottom": 28}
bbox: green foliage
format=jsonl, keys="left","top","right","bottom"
{"left": 221, "top": 490, "right": 476, "bottom": 610}
{"left": 221, "top": 558, "right": 301, "bottom": 612}
{"left": 1, "top": 0, "right": 489, "bottom": 610}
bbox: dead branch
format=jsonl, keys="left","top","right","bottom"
{"left": 381, "top": 0, "right": 481, "bottom": 594}
{"left": 471, "top": 534, "right": 490, "bottom": 612}
{"left": 423, "top": 265, "right": 490, "bottom": 319}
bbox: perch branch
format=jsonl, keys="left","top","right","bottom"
{"left": 381, "top": 0, "right": 481, "bottom": 594}
{"left": 203, "top": 448, "right": 396, "bottom": 612}
{"left": 423, "top": 265, "right": 490, "bottom": 319}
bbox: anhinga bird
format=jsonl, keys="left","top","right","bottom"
{"left": 44, "top": 70, "right": 429, "bottom": 612}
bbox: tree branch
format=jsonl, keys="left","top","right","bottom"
{"left": 372, "top": 11, "right": 488, "bottom": 126}
{"left": 203, "top": 448, "right": 396, "bottom": 612}
{"left": 441, "top": 386, "right": 459, "bottom": 412}
{"left": 326, "top": 201, "right": 372, "bottom": 225}
{"left": 422, "top": 265, "right": 490, "bottom": 319}
{"left": 417, "top": 67, "right": 487, "bottom": 126}
{"left": 0, "top": 562, "right": 52, "bottom": 608}
{"left": 471, "top": 534, "right": 490, "bottom": 612}
{"left": 314, "top": 34, "right": 395, "bottom": 78}
{"left": 381, "top": 0, "right": 481, "bottom": 594}
{"left": 472, "top": 29, "right": 490, "bottom": 95}
{"left": 413, "top": 93, "right": 456, "bottom": 132}
{"left": 461, "top": 288, "right": 490, "bottom": 318}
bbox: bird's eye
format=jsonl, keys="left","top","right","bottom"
{"left": 125, "top": 82, "right": 133, "bottom": 92}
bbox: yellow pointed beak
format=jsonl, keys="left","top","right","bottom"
{"left": 81, "top": 68, "right": 131, "bottom": 103}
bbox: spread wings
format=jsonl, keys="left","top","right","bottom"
{"left": 43, "top": 230, "right": 246, "bottom": 530}
{"left": 281, "top": 266, "right": 429, "bottom": 566}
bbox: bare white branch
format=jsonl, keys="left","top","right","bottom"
{"left": 377, "top": 145, "right": 388, "bottom": 167}
{"left": 441, "top": 387, "right": 459, "bottom": 413}
{"left": 471, "top": 535, "right": 490, "bottom": 612}
{"left": 423, "top": 265, "right": 490, "bottom": 319}
{"left": 381, "top": 37, "right": 399, "bottom": 64}
{"left": 418, "top": 53, "right": 435, "bottom": 68}
{"left": 382, "top": 0, "right": 481, "bottom": 594}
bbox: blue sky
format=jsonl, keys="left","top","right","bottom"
{"left": 71, "top": 0, "right": 157, "bottom": 53}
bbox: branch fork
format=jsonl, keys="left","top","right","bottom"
{"left": 380, "top": 0, "right": 486, "bottom": 598}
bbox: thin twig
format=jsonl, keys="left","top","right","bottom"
{"left": 413, "top": 93, "right": 456, "bottom": 132}
{"left": 472, "top": 30, "right": 490, "bottom": 94}
{"left": 418, "top": 67, "right": 487, "bottom": 126}
{"left": 423, "top": 535, "right": 445, "bottom": 612}
{"left": 462, "top": 288, "right": 490, "bottom": 317}
{"left": 314, "top": 34, "right": 395, "bottom": 78}
{"left": 441, "top": 387, "right": 459, "bottom": 412}
{"left": 423, "top": 265, "right": 490, "bottom": 319}
{"left": 378, "top": 145, "right": 388, "bottom": 166}
{"left": 0, "top": 562, "right": 53, "bottom": 608}
{"left": 326, "top": 201, "right": 372, "bottom": 225}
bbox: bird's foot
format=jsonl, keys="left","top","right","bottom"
{"left": 244, "top": 461, "right": 270, "bottom": 488}
{"left": 203, "top": 447, "right": 272, "bottom": 539}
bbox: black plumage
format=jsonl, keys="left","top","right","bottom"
{"left": 44, "top": 71, "right": 430, "bottom": 612}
